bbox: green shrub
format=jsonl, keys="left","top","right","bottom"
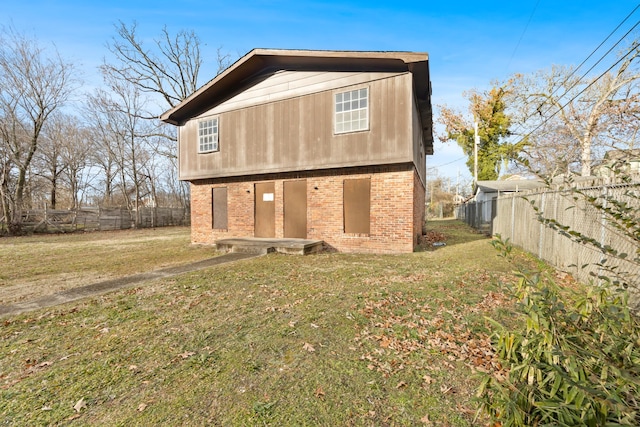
{"left": 477, "top": 237, "right": 640, "bottom": 426}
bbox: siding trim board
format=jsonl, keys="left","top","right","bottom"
{"left": 191, "top": 163, "right": 414, "bottom": 186}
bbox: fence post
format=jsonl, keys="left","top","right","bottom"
{"left": 538, "top": 192, "right": 546, "bottom": 259}
{"left": 598, "top": 186, "right": 609, "bottom": 285}
{"left": 510, "top": 196, "right": 515, "bottom": 241}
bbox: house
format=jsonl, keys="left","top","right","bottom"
{"left": 594, "top": 148, "right": 640, "bottom": 179}
{"left": 469, "top": 179, "right": 545, "bottom": 231}
{"left": 160, "top": 49, "right": 433, "bottom": 253}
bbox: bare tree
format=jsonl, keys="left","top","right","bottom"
{"left": 0, "top": 26, "right": 76, "bottom": 233}
{"left": 36, "top": 113, "right": 68, "bottom": 209}
{"left": 104, "top": 21, "right": 203, "bottom": 112}
{"left": 86, "top": 70, "right": 158, "bottom": 227}
{"left": 85, "top": 92, "right": 120, "bottom": 206}
{"left": 506, "top": 41, "right": 640, "bottom": 177}
{"left": 104, "top": 22, "right": 232, "bottom": 209}
{"left": 58, "top": 117, "right": 92, "bottom": 209}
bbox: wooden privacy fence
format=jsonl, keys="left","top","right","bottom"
{"left": 457, "top": 182, "right": 640, "bottom": 291}
{"left": 10, "top": 206, "right": 190, "bottom": 233}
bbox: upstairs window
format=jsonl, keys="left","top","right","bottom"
{"left": 335, "top": 88, "right": 369, "bottom": 134}
{"left": 198, "top": 117, "right": 219, "bottom": 153}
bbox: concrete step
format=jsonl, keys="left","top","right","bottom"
{"left": 215, "top": 238, "right": 324, "bottom": 255}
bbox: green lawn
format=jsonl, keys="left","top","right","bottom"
{"left": 0, "top": 221, "right": 525, "bottom": 425}
{"left": 0, "top": 227, "right": 216, "bottom": 304}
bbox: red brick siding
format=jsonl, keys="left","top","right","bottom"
{"left": 189, "top": 165, "right": 421, "bottom": 253}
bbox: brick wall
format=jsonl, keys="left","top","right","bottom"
{"left": 413, "top": 171, "right": 426, "bottom": 245}
{"left": 189, "top": 165, "right": 422, "bottom": 253}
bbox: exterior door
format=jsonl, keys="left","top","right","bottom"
{"left": 284, "top": 180, "right": 307, "bottom": 238}
{"left": 255, "top": 182, "right": 275, "bottom": 237}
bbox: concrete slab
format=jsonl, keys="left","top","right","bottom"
{"left": 216, "top": 237, "right": 324, "bottom": 255}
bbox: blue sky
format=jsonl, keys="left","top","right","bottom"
{"left": 4, "top": 1, "right": 639, "bottom": 185}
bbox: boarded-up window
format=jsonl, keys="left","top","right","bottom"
{"left": 212, "top": 187, "right": 228, "bottom": 230}
{"left": 343, "top": 178, "right": 370, "bottom": 234}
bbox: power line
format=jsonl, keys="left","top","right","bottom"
{"left": 538, "top": 17, "right": 640, "bottom": 120}
{"left": 552, "top": 3, "right": 640, "bottom": 97}
{"left": 506, "top": 0, "right": 541, "bottom": 72}
{"left": 512, "top": 39, "right": 640, "bottom": 151}
{"left": 507, "top": 3, "right": 640, "bottom": 140}
{"left": 428, "top": 156, "right": 467, "bottom": 169}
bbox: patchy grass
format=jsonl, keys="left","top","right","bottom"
{"left": 0, "top": 220, "right": 528, "bottom": 425}
{"left": 0, "top": 227, "right": 216, "bottom": 304}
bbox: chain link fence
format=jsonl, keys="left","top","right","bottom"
{"left": 457, "top": 181, "right": 640, "bottom": 294}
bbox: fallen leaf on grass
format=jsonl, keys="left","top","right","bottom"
{"left": 310, "top": 323, "right": 319, "bottom": 329}
{"left": 420, "top": 414, "right": 432, "bottom": 424}
{"left": 314, "top": 386, "right": 325, "bottom": 398}
{"left": 137, "top": 403, "right": 147, "bottom": 412}
{"left": 179, "top": 351, "right": 195, "bottom": 359}
{"left": 440, "top": 385, "right": 452, "bottom": 394}
{"left": 379, "top": 336, "right": 391, "bottom": 348}
{"left": 302, "top": 342, "right": 315, "bottom": 352}
{"left": 73, "top": 397, "right": 86, "bottom": 413}
{"left": 396, "top": 381, "right": 407, "bottom": 389}
{"left": 422, "top": 375, "right": 434, "bottom": 385}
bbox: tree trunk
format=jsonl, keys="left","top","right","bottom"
{"left": 50, "top": 175, "right": 57, "bottom": 209}
{"left": 581, "top": 141, "right": 592, "bottom": 177}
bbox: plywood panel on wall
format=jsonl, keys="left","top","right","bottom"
{"left": 343, "top": 178, "right": 371, "bottom": 234}
{"left": 284, "top": 180, "right": 307, "bottom": 238}
{"left": 255, "top": 182, "right": 275, "bottom": 237}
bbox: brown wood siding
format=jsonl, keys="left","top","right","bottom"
{"left": 178, "top": 73, "right": 415, "bottom": 181}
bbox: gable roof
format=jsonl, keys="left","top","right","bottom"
{"left": 160, "top": 48, "right": 434, "bottom": 154}
{"left": 475, "top": 179, "right": 545, "bottom": 194}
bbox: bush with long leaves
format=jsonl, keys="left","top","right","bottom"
{"left": 477, "top": 237, "right": 640, "bottom": 426}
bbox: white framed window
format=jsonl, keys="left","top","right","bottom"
{"left": 334, "top": 87, "right": 369, "bottom": 134}
{"left": 198, "top": 117, "right": 219, "bottom": 153}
